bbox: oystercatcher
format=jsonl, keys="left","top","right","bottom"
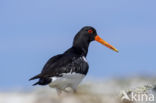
{"left": 29, "top": 26, "right": 118, "bottom": 94}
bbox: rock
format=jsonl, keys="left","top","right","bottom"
{"left": 120, "top": 84, "right": 155, "bottom": 103}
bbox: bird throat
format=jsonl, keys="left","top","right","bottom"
{"left": 73, "top": 40, "right": 90, "bottom": 57}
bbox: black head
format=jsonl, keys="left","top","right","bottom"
{"left": 73, "top": 26, "right": 97, "bottom": 46}
{"left": 72, "top": 26, "right": 118, "bottom": 56}
{"left": 77, "top": 26, "right": 98, "bottom": 42}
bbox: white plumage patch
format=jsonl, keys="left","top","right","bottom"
{"left": 82, "top": 56, "right": 87, "bottom": 63}
{"left": 49, "top": 72, "right": 85, "bottom": 90}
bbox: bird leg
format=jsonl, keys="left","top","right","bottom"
{"left": 71, "top": 86, "right": 78, "bottom": 94}
{"left": 63, "top": 87, "right": 77, "bottom": 94}
{"left": 56, "top": 88, "right": 62, "bottom": 95}
{"left": 73, "top": 89, "right": 77, "bottom": 93}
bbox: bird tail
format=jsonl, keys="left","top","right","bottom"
{"left": 29, "top": 74, "right": 52, "bottom": 86}
{"left": 32, "top": 78, "right": 52, "bottom": 86}
{"left": 32, "top": 81, "right": 40, "bottom": 86}
{"left": 29, "top": 74, "right": 41, "bottom": 81}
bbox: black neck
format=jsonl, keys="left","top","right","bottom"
{"left": 64, "top": 41, "right": 90, "bottom": 57}
{"left": 72, "top": 42, "right": 89, "bottom": 57}
{"left": 65, "top": 32, "right": 91, "bottom": 57}
{"left": 65, "top": 46, "right": 88, "bottom": 57}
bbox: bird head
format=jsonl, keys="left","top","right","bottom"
{"left": 73, "top": 26, "right": 118, "bottom": 53}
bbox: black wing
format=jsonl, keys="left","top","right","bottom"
{"left": 41, "top": 53, "right": 89, "bottom": 77}
{"left": 29, "top": 53, "right": 88, "bottom": 86}
{"left": 29, "top": 54, "right": 63, "bottom": 80}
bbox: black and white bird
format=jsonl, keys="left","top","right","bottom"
{"left": 29, "top": 26, "right": 118, "bottom": 94}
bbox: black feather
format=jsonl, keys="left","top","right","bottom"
{"left": 32, "top": 78, "right": 52, "bottom": 86}
{"left": 32, "top": 82, "right": 39, "bottom": 86}
{"left": 29, "top": 74, "right": 41, "bottom": 81}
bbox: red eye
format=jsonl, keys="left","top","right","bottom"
{"left": 88, "top": 29, "right": 93, "bottom": 34}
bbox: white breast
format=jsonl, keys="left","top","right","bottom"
{"left": 49, "top": 72, "right": 85, "bottom": 90}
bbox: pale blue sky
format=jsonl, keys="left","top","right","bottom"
{"left": 0, "top": 0, "right": 156, "bottom": 89}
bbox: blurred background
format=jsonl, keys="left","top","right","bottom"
{"left": 0, "top": 0, "right": 156, "bottom": 103}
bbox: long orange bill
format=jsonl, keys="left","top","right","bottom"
{"left": 95, "top": 35, "right": 119, "bottom": 52}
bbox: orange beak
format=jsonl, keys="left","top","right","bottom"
{"left": 95, "top": 35, "right": 119, "bottom": 52}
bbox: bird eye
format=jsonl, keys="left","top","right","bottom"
{"left": 88, "top": 29, "right": 93, "bottom": 34}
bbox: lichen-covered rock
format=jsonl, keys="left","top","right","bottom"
{"left": 120, "top": 85, "right": 156, "bottom": 103}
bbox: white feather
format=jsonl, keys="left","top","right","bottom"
{"left": 49, "top": 72, "right": 85, "bottom": 90}
{"left": 82, "top": 56, "right": 87, "bottom": 63}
